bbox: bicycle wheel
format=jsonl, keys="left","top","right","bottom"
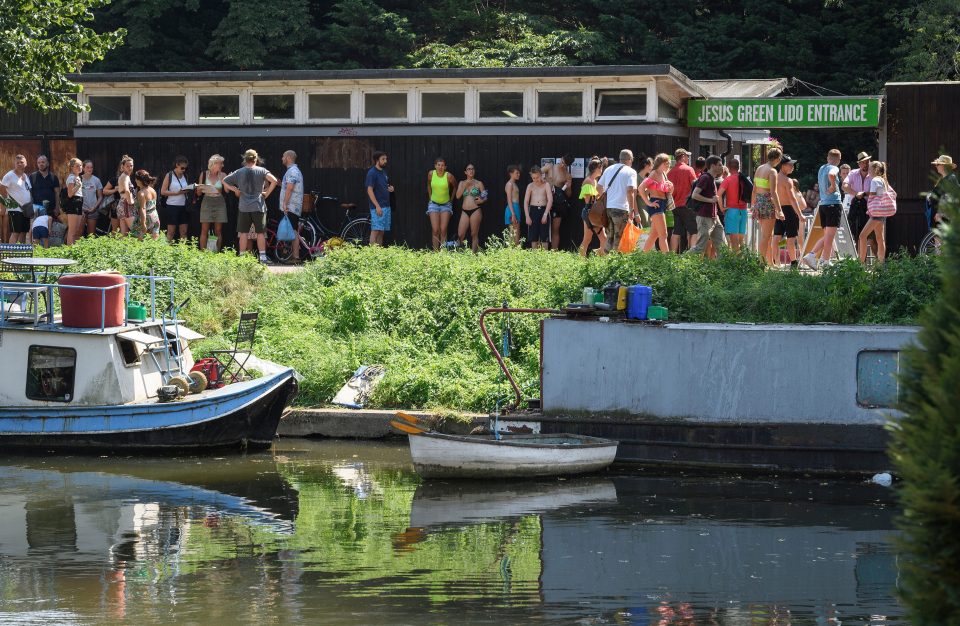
{"left": 341, "top": 218, "right": 371, "bottom": 246}
{"left": 919, "top": 231, "right": 942, "bottom": 255}
{"left": 300, "top": 220, "right": 319, "bottom": 249}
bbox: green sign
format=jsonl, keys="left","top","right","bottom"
{"left": 686, "top": 97, "right": 881, "bottom": 129}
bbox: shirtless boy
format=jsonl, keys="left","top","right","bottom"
{"left": 504, "top": 165, "right": 521, "bottom": 246}
{"left": 524, "top": 166, "right": 553, "bottom": 249}
{"left": 542, "top": 155, "right": 573, "bottom": 250}
{"left": 773, "top": 156, "right": 803, "bottom": 267}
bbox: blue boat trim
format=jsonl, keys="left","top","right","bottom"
{"left": 0, "top": 369, "right": 295, "bottom": 436}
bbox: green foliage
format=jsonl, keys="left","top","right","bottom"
{"left": 205, "top": 0, "right": 321, "bottom": 70}
{"left": 890, "top": 0, "right": 960, "bottom": 81}
{"left": 0, "top": 0, "right": 123, "bottom": 112}
{"left": 38, "top": 238, "right": 936, "bottom": 412}
{"left": 247, "top": 245, "right": 935, "bottom": 410}
{"left": 36, "top": 235, "right": 266, "bottom": 336}
{"left": 893, "top": 182, "right": 960, "bottom": 625}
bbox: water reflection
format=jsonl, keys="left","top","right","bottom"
{"left": 0, "top": 440, "right": 902, "bottom": 625}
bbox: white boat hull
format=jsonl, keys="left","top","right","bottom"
{"left": 409, "top": 432, "right": 618, "bottom": 479}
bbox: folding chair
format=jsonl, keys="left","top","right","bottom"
{"left": 210, "top": 311, "right": 259, "bottom": 383}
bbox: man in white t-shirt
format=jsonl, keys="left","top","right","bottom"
{"left": 596, "top": 149, "right": 638, "bottom": 252}
{"left": 0, "top": 154, "right": 33, "bottom": 243}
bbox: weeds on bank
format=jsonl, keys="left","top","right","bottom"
{"left": 39, "top": 238, "right": 939, "bottom": 410}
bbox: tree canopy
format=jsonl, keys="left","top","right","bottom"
{"left": 0, "top": 0, "right": 123, "bottom": 112}
{"left": 86, "top": 0, "right": 955, "bottom": 88}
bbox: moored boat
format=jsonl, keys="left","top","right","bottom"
{"left": 408, "top": 431, "right": 618, "bottom": 479}
{"left": 0, "top": 271, "right": 297, "bottom": 451}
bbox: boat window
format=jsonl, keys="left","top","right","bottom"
{"left": 856, "top": 350, "right": 900, "bottom": 408}
{"left": 116, "top": 336, "right": 142, "bottom": 366}
{"left": 25, "top": 346, "right": 77, "bottom": 402}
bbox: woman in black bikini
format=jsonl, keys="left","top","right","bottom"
{"left": 456, "top": 164, "right": 487, "bottom": 252}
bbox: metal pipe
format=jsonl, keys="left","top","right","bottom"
{"left": 479, "top": 307, "right": 560, "bottom": 410}
{"left": 719, "top": 130, "right": 734, "bottom": 161}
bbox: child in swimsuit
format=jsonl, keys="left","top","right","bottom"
{"left": 504, "top": 165, "right": 521, "bottom": 246}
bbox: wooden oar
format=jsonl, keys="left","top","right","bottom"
{"left": 389, "top": 419, "right": 427, "bottom": 435}
{"left": 395, "top": 411, "right": 421, "bottom": 426}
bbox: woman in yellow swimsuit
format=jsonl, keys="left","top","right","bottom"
{"left": 578, "top": 159, "right": 607, "bottom": 257}
{"left": 752, "top": 147, "right": 783, "bottom": 265}
{"left": 426, "top": 157, "right": 456, "bottom": 251}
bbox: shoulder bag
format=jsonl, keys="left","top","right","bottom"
{"left": 867, "top": 184, "right": 897, "bottom": 218}
{"left": 588, "top": 165, "right": 625, "bottom": 229}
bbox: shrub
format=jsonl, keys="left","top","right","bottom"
{"left": 893, "top": 188, "right": 960, "bottom": 624}
{"left": 39, "top": 237, "right": 938, "bottom": 410}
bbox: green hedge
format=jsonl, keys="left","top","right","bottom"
{"left": 37, "top": 236, "right": 938, "bottom": 410}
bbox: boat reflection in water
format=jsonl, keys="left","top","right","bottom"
{"left": 0, "top": 441, "right": 903, "bottom": 625}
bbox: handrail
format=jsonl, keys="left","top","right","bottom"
{"left": 479, "top": 307, "right": 560, "bottom": 411}
{"left": 0, "top": 273, "right": 178, "bottom": 331}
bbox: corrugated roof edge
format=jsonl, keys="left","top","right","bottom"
{"left": 70, "top": 64, "right": 681, "bottom": 84}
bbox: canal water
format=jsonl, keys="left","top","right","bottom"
{"left": 0, "top": 440, "right": 901, "bottom": 625}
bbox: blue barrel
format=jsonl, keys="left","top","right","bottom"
{"left": 627, "top": 285, "right": 652, "bottom": 320}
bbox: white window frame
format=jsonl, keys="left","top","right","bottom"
{"left": 141, "top": 90, "right": 189, "bottom": 126}
{"left": 250, "top": 90, "right": 298, "bottom": 125}
{"left": 594, "top": 88, "right": 650, "bottom": 121}
{"left": 305, "top": 90, "right": 356, "bottom": 125}
{"left": 417, "top": 88, "right": 468, "bottom": 123}
{"left": 81, "top": 91, "right": 137, "bottom": 126}
{"left": 361, "top": 90, "right": 412, "bottom": 124}
{"left": 196, "top": 91, "right": 243, "bottom": 125}
{"left": 534, "top": 87, "right": 586, "bottom": 122}
{"left": 475, "top": 88, "right": 527, "bottom": 123}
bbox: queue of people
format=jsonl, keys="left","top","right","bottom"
{"left": 3, "top": 146, "right": 952, "bottom": 270}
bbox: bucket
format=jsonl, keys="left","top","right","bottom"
{"left": 582, "top": 287, "right": 595, "bottom": 304}
{"left": 592, "top": 292, "right": 603, "bottom": 304}
{"left": 648, "top": 305, "right": 669, "bottom": 321}
{"left": 617, "top": 286, "right": 629, "bottom": 310}
{"left": 127, "top": 301, "right": 147, "bottom": 322}
{"left": 627, "top": 285, "right": 653, "bottom": 320}
{"left": 602, "top": 282, "right": 621, "bottom": 308}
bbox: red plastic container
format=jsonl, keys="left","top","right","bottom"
{"left": 58, "top": 273, "right": 127, "bottom": 328}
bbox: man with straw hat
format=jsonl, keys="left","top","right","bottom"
{"left": 929, "top": 155, "right": 958, "bottom": 227}
{"left": 843, "top": 151, "right": 874, "bottom": 254}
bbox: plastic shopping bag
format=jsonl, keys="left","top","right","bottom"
{"left": 277, "top": 214, "right": 296, "bottom": 242}
{"left": 618, "top": 220, "right": 641, "bottom": 253}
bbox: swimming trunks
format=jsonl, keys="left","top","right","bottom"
{"left": 505, "top": 201, "right": 520, "bottom": 224}
{"left": 527, "top": 205, "right": 550, "bottom": 243}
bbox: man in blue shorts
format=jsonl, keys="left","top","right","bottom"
{"left": 365, "top": 151, "right": 394, "bottom": 246}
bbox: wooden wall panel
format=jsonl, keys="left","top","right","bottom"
{"left": 77, "top": 133, "right": 686, "bottom": 250}
{"left": 885, "top": 83, "right": 960, "bottom": 252}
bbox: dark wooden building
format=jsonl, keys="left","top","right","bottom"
{"left": 0, "top": 66, "right": 777, "bottom": 249}
{"left": 883, "top": 81, "right": 960, "bottom": 253}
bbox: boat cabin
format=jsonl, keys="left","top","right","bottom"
{"left": 0, "top": 274, "right": 201, "bottom": 407}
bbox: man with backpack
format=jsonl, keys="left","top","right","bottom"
{"left": 596, "top": 149, "right": 638, "bottom": 252}
{"left": 717, "top": 157, "right": 752, "bottom": 251}
{"left": 29, "top": 155, "right": 60, "bottom": 214}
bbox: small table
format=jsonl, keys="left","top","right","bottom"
{"left": 0, "top": 257, "right": 77, "bottom": 323}
{"left": 1, "top": 257, "right": 77, "bottom": 283}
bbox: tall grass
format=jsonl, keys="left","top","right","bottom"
{"left": 36, "top": 237, "right": 939, "bottom": 410}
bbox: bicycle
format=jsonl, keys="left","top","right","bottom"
{"left": 918, "top": 229, "right": 943, "bottom": 255}
{"left": 272, "top": 195, "right": 371, "bottom": 264}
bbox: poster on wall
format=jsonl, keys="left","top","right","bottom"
{"left": 540, "top": 157, "right": 586, "bottom": 179}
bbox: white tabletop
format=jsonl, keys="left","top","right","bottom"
{"left": 1, "top": 257, "right": 77, "bottom": 267}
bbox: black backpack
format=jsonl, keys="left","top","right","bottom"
{"left": 738, "top": 172, "right": 754, "bottom": 205}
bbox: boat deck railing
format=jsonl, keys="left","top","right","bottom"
{"left": 0, "top": 273, "right": 176, "bottom": 332}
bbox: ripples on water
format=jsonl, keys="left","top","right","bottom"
{"left": 0, "top": 440, "right": 901, "bottom": 625}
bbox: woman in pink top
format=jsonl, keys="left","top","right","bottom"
{"left": 638, "top": 153, "right": 673, "bottom": 253}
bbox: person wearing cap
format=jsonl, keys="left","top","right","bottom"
{"left": 929, "top": 155, "right": 958, "bottom": 227}
{"left": 773, "top": 156, "right": 803, "bottom": 267}
{"left": 667, "top": 148, "right": 699, "bottom": 252}
{"left": 223, "top": 149, "right": 278, "bottom": 263}
{"left": 843, "top": 152, "right": 874, "bottom": 250}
